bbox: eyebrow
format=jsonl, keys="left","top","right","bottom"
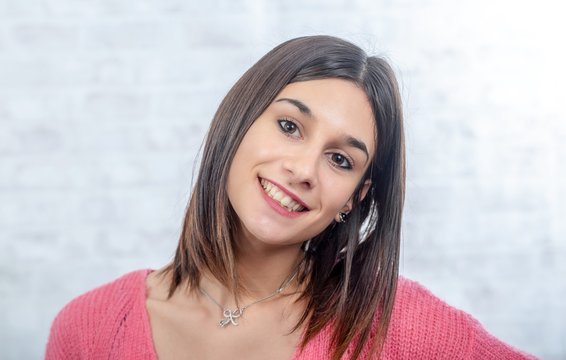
{"left": 275, "top": 97, "right": 370, "bottom": 161}
{"left": 275, "top": 98, "right": 312, "bottom": 117}
{"left": 345, "top": 136, "right": 369, "bottom": 161}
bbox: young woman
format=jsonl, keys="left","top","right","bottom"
{"left": 45, "top": 35, "right": 535, "bottom": 360}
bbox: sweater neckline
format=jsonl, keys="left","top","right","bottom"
{"left": 140, "top": 269, "right": 159, "bottom": 360}
{"left": 138, "top": 269, "right": 309, "bottom": 360}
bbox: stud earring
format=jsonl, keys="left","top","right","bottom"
{"left": 338, "top": 212, "right": 347, "bottom": 223}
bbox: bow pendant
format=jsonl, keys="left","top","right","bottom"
{"left": 219, "top": 308, "right": 243, "bottom": 327}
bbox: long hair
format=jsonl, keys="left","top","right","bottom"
{"left": 164, "top": 35, "right": 405, "bottom": 360}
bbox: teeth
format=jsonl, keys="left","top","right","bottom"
{"left": 260, "top": 178, "right": 305, "bottom": 212}
{"left": 280, "top": 196, "right": 291, "bottom": 206}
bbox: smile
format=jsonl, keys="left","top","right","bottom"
{"left": 260, "top": 178, "right": 306, "bottom": 212}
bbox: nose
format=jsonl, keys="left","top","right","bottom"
{"left": 282, "top": 148, "right": 319, "bottom": 190}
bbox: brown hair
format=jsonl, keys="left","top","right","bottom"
{"left": 164, "top": 35, "right": 405, "bottom": 359}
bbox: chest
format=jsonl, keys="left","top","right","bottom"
{"left": 147, "top": 298, "right": 303, "bottom": 360}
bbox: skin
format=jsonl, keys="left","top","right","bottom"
{"left": 146, "top": 78, "right": 376, "bottom": 360}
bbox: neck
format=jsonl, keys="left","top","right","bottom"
{"left": 235, "top": 242, "right": 304, "bottom": 300}
{"left": 199, "top": 230, "right": 305, "bottom": 308}
{"left": 233, "top": 224, "right": 305, "bottom": 300}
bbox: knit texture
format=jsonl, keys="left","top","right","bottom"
{"left": 45, "top": 270, "right": 537, "bottom": 359}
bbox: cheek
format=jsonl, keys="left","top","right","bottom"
{"left": 230, "top": 128, "right": 264, "bottom": 168}
{"left": 319, "top": 177, "right": 357, "bottom": 213}
{"left": 236, "top": 122, "right": 277, "bottom": 157}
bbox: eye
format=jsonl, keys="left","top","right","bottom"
{"left": 277, "top": 119, "right": 301, "bottom": 138}
{"left": 329, "top": 153, "right": 353, "bottom": 170}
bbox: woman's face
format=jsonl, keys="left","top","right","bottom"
{"left": 227, "top": 78, "right": 376, "bottom": 249}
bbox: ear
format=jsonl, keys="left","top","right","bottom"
{"left": 335, "top": 180, "right": 372, "bottom": 221}
{"left": 359, "top": 179, "right": 372, "bottom": 202}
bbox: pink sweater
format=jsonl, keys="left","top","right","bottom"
{"left": 45, "top": 270, "right": 536, "bottom": 359}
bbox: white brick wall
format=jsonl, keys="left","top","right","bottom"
{"left": 1, "top": 0, "right": 564, "bottom": 358}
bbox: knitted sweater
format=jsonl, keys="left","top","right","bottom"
{"left": 45, "top": 270, "right": 536, "bottom": 359}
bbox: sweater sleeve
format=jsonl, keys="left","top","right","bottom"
{"left": 44, "top": 278, "right": 114, "bottom": 360}
{"left": 45, "top": 299, "right": 83, "bottom": 360}
{"left": 465, "top": 314, "right": 538, "bottom": 360}
{"left": 382, "top": 278, "right": 538, "bottom": 360}
{"left": 44, "top": 270, "right": 152, "bottom": 360}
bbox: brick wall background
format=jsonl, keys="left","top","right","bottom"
{"left": 1, "top": 0, "right": 564, "bottom": 358}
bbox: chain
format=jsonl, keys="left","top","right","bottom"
{"left": 199, "top": 267, "right": 299, "bottom": 328}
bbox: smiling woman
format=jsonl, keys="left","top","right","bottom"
{"left": 227, "top": 79, "right": 375, "bottom": 248}
{"left": 44, "top": 36, "right": 536, "bottom": 360}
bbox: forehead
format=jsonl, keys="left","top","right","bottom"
{"left": 274, "top": 78, "right": 376, "bottom": 155}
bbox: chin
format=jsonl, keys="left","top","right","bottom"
{"left": 239, "top": 222, "right": 304, "bottom": 248}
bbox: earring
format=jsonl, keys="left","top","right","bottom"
{"left": 338, "top": 212, "right": 347, "bottom": 223}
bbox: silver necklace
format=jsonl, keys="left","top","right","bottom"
{"left": 199, "top": 270, "right": 298, "bottom": 328}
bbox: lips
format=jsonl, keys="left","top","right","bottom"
{"left": 259, "top": 178, "right": 308, "bottom": 212}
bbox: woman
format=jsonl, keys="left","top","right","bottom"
{"left": 46, "top": 35, "right": 535, "bottom": 359}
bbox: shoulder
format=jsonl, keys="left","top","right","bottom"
{"left": 382, "top": 277, "right": 536, "bottom": 359}
{"left": 53, "top": 269, "right": 151, "bottom": 322}
{"left": 382, "top": 277, "right": 472, "bottom": 359}
{"left": 393, "top": 276, "right": 466, "bottom": 321}
{"left": 45, "top": 269, "right": 152, "bottom": 359}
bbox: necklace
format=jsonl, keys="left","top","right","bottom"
{"left": 199, "top": 269, "right": 298, "bottom": 328}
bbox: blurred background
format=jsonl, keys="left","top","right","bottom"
{"left": 1, "top": 0, "right": 564, "bottom": 358}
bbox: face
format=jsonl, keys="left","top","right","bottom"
{"left": 226, "top": 78, "right": 376, "bottom": 249}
